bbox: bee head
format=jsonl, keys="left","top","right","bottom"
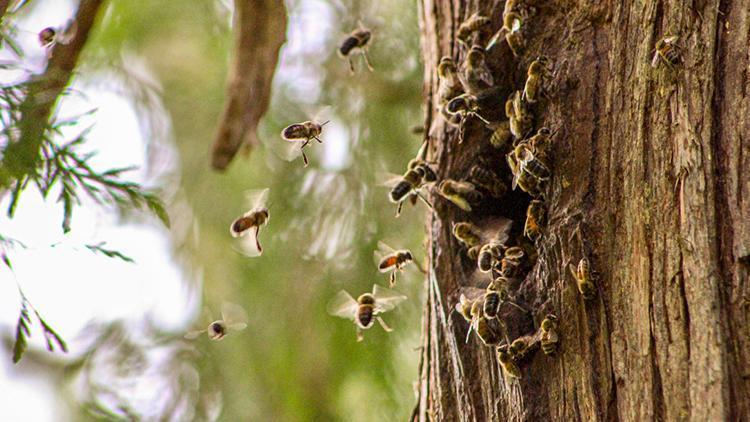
{"left": 467, "top": 46, "right": 485, "bottom": 64}
{"left": 39, "top": 27, "right": 56, "bottom": 46}
{"left": 208, "top": 321, "right": 227, "bottom": 340}
{"left": 438, "top": 56, "right": 456, "bottom": 77}
{"left": 404, "top": 250, "right": 414, "bottom": 261}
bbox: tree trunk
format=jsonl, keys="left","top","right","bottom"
{"left": 415, "top": 1, "right": 750, "bottom": 421}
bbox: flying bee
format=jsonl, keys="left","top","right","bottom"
{"left": 230, "top": 188, "right": 270, "bottom": 257}
{"left": 478, "top": 241, "right": 504, "bottom": 273}
{"left": 651, "top": 35, "right": 680, "bottom": 69}
{"left": 467, "top": 164, "right": 507, "bottom": 198}
{"left": 489, "top": 120, "right": 513, "bottom": 149}
{"left": 460, "top": 45, "right": 494, "bottom": 94}
{"left": 339, "top": 23, "right": 373, "bottom": 73}
{"left": 524, "top": 200, "right": 545, "bottom": 241}
{"left": 38, "top": 19, "right": 77, "bottom": 54}
{"left": 539, "top": 314, "right": 559, "bottom": 355}
{"left": 384, "top": 166, "right": 434, "bottom": 217}
{"left": 438, "top": 57, "right": 464, "bottom": 105}
{"left": 506, "top": 91, "right": 533, "bottom": 140}
{"left": 523, "top": 56, "right": 550, "bottom": 103}
{"left": 328, "top": 284, "right": 407, "bottom": 342}
{"left": 569, "top": 257, "right": 596, "bottom": 300}
{"left": 457, "top": 13, "right": 491, "bottom": 45}
{"left": 446, "top": 93, "right": 492, "bottom": 142}
{"left": 496, "top": 347, "right": 522, "bottom": 379}
{"left": 438, "top": 179, "right": 483, "bottom": 212}
{"left": 281, "top": 120, "right": 330, "bottom": 167}
{"left": 452, "top": 222, "right": 484, "bottom": 254}
{"left": 185, "top": 302, "right": 248, "bottom": 341}
{"left": 374, "top": 241, "right": 418, "bottom": 287}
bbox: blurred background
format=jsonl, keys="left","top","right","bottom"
{"left": 0, "top": 0, "right": 427, "bottom": 420}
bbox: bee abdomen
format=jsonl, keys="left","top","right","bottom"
{"left": 483, "top": 293, "right": 500, "bottom": 318}
{"left": 339, "top": 37, "right": 359, "bottom": 56}
{"left": 390, "top": 181, "right": 412, "bottom": 203}
{"left": 357, "top": 306, "right": 374, "bottom": 328}
{"left": 282, "top": 124, "right": 306, "bottom": 140}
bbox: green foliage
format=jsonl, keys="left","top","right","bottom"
{"left": 11, "top": 298, "right": 68, "bottom": 364}
{"left": 85, "top": 242, "right": 135, "bottom": 263}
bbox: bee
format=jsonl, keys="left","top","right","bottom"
{"left": 496, "top": 347, "right": 522, "bottom": 379}
{"left": 467, "top": 300, "right": 502, "bottom": 346}
{"left": 452, "top": 222, "right": 483, "bottom": 248}
{"left": 506, "top": 151, "right": 543, "bottom": 197}
{"left": 230, "top": 188, "right": 270, "bottom": 257}
{"left": 508, "top": 334, "right": 536, "bottom": 360}
{"left": 38, "top": 19, "right": 77, "bottom": 52}
{"left": 569, "top": 257, "right": 596, "bottom": 300}
{"left": 527, "top": 127, "right": 554, "bottom": 162}
{"left": 185, "top": 302, "right": 248, "bottom": 341}
{"left": 385, "top": 163, "right": 435, "bottom": 217}
{"left": 467, "top": 164, "right": 507, "bottom": 198}
{"left": 506, "top": 91, "right": 533, "bottom": 140}
{"left": 445, "top": 93, "right": 492, "bottom": 142}
{"left": 454, "top": 293, "right": 478, "bottom": 322}
{"left": 374, "top": 241, "right": 416, "bottom": 287}
{"left": 281, "top": 120, "right": 330, "bottom": 167}
{"left": 485, "top": 277, "right": 526, "bottom": 317}
{"left": 328, "top": 284, "right": 407, "bottom": 342}
{"left": 457, "top": 13, "right": 491, "bottom": 45}
{"left": 478, "top": 241, "right": 504, "bottom": 273}
{"left": 409, "top": 158, "right": 438, "bottom": 183}
{"left": 499, "top": 246, "right": 525, "bottom": 277}
{"left": 339, "top": 23, "right": 373, "bottom": 73}
{"left": 651, "top": 35, "right": 680, "bottom": 69}
{"left": 467, "top": 244, "right": 482, "bottom": 261}
{"left": 524, "top": 200, "right": 545, "bottom": 241}
{"left": 486, "top": 10, "right": 524, "bottom": 55}
{"left": 438, "top": 179, "right": 483, "bottom": 212}
{"left": 523, "top": 56, "right": 550, "bottom": 103}
{"left": 489, "top": 120, "right": 513, "bottom": 149}
{"left": 438, "top": 57, "right": 464, "bottom": 105}
{"left": 539, "top": 314, "right": 559, "bottom": 355}
{"left": 460, "top": 45, "right": 494, "bottom": 94}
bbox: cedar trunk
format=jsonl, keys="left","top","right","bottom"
{"left": 414, "top": 1, "right": 750, "bottom": 420}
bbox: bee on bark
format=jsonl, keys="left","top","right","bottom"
{"left": 478, "top": 241, "right": 505, "bottom": 273}
{"left": 497, "top": 347, "right": 522, "bottom": 379}
{"left": 508, "top": 334, "right": 536, "bottom": 361}
{"left": 569, "top": 257, "right": 596, "bottom": 300}
{"left": 486, "top": 11, "right": 524, "bottom": 56}
{"left": 467, "top": 300, "right": 502, "bottom": 346}
{"left": 445, "top": 93, "right": 492, "bottom": 142}
{"left": 651, "top": 35, "right": 680, "bottom": 69}
{"left": 452, "top": 222, "right": 483, "bottom": 248}
{"left": 524, "top": 199, "right": 546, "bottom": 241}
{"left": 489, "top": 120, "right": 513, "bottom": 149}
{"left": 505, "top": 91, "right": 533, "bottom": 140}
{"left": 460, "top": 45, "right": 494, "bottom": 94}
{"left": 230, "top": 188, "right": 270, "bottom": 257}
{"left": 482, "top": 277, "right": 504, "bottom": 318}
{"left": 374, "top": 241, "right": 417, "bottom": 287}
{"left": 339, "top": 23, "right": 373, "bottom": 73}
{"left": 281, "top": 120, "right": 330, "bottom": 167}
{"left": 527, "top": 127, "right": 554, "bottom": 161}
{"left": 328, "top": 284, "right": 406, "bottom": 342}
{"left": 438, "top": 179, "right": 483, "bottom": 212}
{"left": 499, "top": 246, "right": 525, "bottom": 277}
{"left": 506, "top": 151, "right": 543, "bottom": 197}
{"left": 467, "top": 164, "right": 507, "bottom": 199}
{"left": 457, "top": 13, "right": 491, "bottom": 45}
{"left": 438, "top": 57, "right": 464, "bottom": 105}
{"left": 455, "top": 293, "right": 478, "bottom": 322}
{"left": 538, "top": 314, "right": 559, "bottom": 355}
{"left": 185, "top": 302, "right": 248, "bottom": 341}
{"left": 523, "top": 56, "right": 550, "bottom": 103}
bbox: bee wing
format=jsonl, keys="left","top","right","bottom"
{"left": 376, "top": 170, "right": 405, "bottom": 188}
{"left": 478, "top": 64, "right": 495, "bottom": 87}
{"left": 221, "top": 301, "right": 248, "bottom": 326}
{"left": 184, "top": 329, "right": 206, "bottom": 340}
{"left": 233, "top": 229, "right": 262, "bottom": 257}
{"left": 327, "top": 290, "right": 359, "bottom": 320}
{"left": 244, "top": 188, "right": 270, "bottom": 210}
{"left": 510, "top": 18, "right": 522, "bottom": 32}
{"left": 372, "top": 284, "right": 407, "bottom": 313}
{"left": 226, "top": 322, "right": 248, "bottom": 332}
{"left": 458, "top": 287, "right": 486, "bottom": 302}
{"left": 651, "top": 51, "right": 661, "bottom": 68}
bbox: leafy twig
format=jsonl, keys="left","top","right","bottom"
{"left": 85, "top": 242, "right": 135, "bottom": 263}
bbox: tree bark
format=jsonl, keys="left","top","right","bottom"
{"left": 415, "top": 1, "right": 750, "bottom": 421}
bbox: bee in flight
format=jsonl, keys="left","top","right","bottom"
{"left": 328, "top": 284, "right": 407, "bottom": 342}
{"left": 230, "top": 188, "right": 270, "bottom": 257}
{"left": 185, "top": 302, "right": 248, "bottom": 341}
{"left": 383, "top": 157, "right": 436, "bottom": 217}
{"left": 374, "top": 241, "right": 420, "bottom": 287}
{"left": 339, "top": 22, "right": 373, "bottom": 73}
{"left": 437, "top": 179, "right": 483, "bottom": 212}
{"left": 281, "top": 120, "right": 330, "bottom": 167}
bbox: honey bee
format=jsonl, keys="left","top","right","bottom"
{"left": 445, "top": 93, "right": 492, "bottom": 142}
{"left": 506, "top": 152, "right": 543, "bottom": 197}
{"left": 328, "top": 284, "right": 407, "bottom": 342}
{"left": 508, "top": 334, "right": 536, "bottom": 360}
{"left": 539, "top": 314, "right": 559, "bottom": 355}
{"left": 506, "top": 91, "right": 534, "bottom": 140}
{"left": 384, "top": 162, "right": 435, "bottom": 217}
{"left": 499, "top": 246, "right": 525, "bottom": 277}
{"left": 651, "top": 35, "right": 680, "bottom": 69}
{"left": 457, "top": 13, "right": 491, "bottom": 45}
{"left": 460, "top": 45, "right": 494, "bottom": 94}
{"left": 478, "top": 241, "right": 504, "bottom": 273}
{"left": 38, "top": 19, "right": 77, "bottom": 51}
{"left": 486, "top": 10, "right": 524, "bottom": 55}
{"left": 467, "top": 164, "right": 507, "bottom": 198}
{"left": 454, "top": 293, "right": 478, "bottom": 322}
{"left": 339, "top": 23, "right": 373, "bottom": 73}
{"left": 486, "top": 277, "right": 526, "bottom": 316}
{"left": 496, "top": 347, "right": 522, "bottom": 379}
{"left": 467, "top": 300, "right": 502, "bottom": 346}
{"left": 281, "top": 120, "right": 330, "bottom": 167}
{"left": 230, "top": 188, "right": 270, "bottom": 257}
{"left": 524, "top": 199, "right": 545, "bottom": 241}
{"left": 438, "top": 179, "right": 483, "bottom": 212}
{"left": 489, "top": 120, "right": 513, "bottom": 149}
{"left": 438, "top": 57, "right": 464, "bottom": 105}
{"left": 507, "top": 144, "right": 549, "bottom": 196}
{"left": 569, "top": 257, "right": 596, "bottom": 300}
{"left": 185, "top": 302, "right": 248, "bottom": 341}
{"left": 374, "top": 241, "right": 416, "bottom": 287}
{"left": 527, "top": 127, "right": 554, "bottom": 161}
{"left": 452, "top": 222, "right": 483, "bottom": 248}
{"left": 523, "top": 56, "right": 550, "bottom": 103}
{"left": 467, "top": 244, "right": 482, "bottom": 261}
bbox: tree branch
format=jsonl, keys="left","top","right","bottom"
{"left": 0, "top": 0, "right": 105, "bottom": 188}
{"left": 210, "top": 0, "right": 287, "bottom": 171}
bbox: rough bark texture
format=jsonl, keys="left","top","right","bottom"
{"left": 415, "top": 1, "right": 750, "bottom": 421}
{"left": 210, "top": 0, "right": 287, "bottom": 171}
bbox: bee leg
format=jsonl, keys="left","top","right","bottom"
{"left": 389, "top": 272, "right": 396, "bottom": 287}
{"left": 416, "top": 191, "right": 433, "bottom": 209}
{"left": 348, "top": 57, "right": 355, "bottom": 74}
{"left": 505, "top": 300, "right": 528, "bottom": 313}
{"left": 465, "top": 322, "right": 475, "bottom": 343}
{"left": 356, "top": 328, "right": 364, "bottom": 342}
{"left": 395, "top": 201, "right": 403, "bottom": 217}
{"left": 313, "top": 136, "right": 323, "bottom": 143}
{"left": 377, "top": 316, "right": 393, "bottom": 332}
{"left": 361, "top": 50, "right": 374, "bottom": 72}
{"left": 255, "top": 226, "right": 263, "bottom": 254}
{"left": 301, "top": 150, "right": 309, "bottom": 167}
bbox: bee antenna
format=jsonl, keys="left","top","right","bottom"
{"left": 320, "top": 120, "right": 331, "bottom": 126}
